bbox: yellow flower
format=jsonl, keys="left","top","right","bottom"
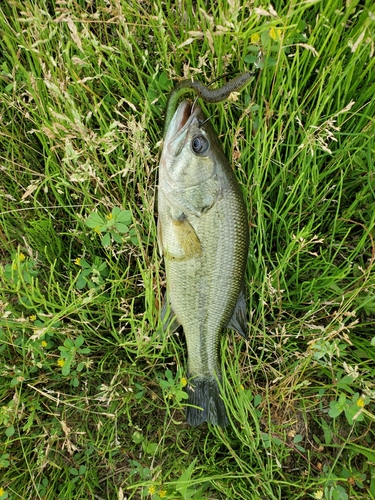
{"left": 314, "top": 490, "right": 324, "bottom": 499}
{"left": 250, "top": 33, "right": 260, "bottom": 43}
{"left": 41, "top": 340, "right": 48, "bottom": 347}
{"left": 57, "top": 359, "right": 65, "bottom": 367}
{"left": 269, "top": 27, "right": 282, "bottom": 41}
{"left": 356, "top": 396, "right": 365, "bottom": 408}
{"left": 105, "top": 213, "right": 113, "bottom": 220}
{"left": 74, "top": 257, "right": 81, "bottom": 265}
{"left": 29, "top": 315, "right": 37, "bottom": 321}
{"left": 94, "top": 226, "right": 101, "bottom": 234}
{"left": 181, "top": 377, "right": 187, "bottom": 387}
{"left": 0, "top": 487, "right": 5, "bottom": 496}
{"left": 240, "top": 384, "right": 245, "bottom": 391}
{"left": 12, "top": 262, "right": 18, "bottom": 270}
{"left": 19, "top": 252, "right": 26, "bottom": 262}
{"left": 148, "top": 485, "right": 156, "bottom": 495}
{"left": 159, "top": 490, "right": 167, "bottom": 498}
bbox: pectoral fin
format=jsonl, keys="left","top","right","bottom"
{"left": 227, "top": 288, "right": 248, "bottom": 339}
{"left": 161, "top": 294, "right": 181, "bottom": 333}
{"left": 171, "top": 213, "right": 202, "bottom": 259}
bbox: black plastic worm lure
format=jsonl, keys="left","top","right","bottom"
{"left": 163, "top": 71, "right": 255, "bottom": 136}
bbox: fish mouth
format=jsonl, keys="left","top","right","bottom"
{"left": 177, "top": 101, "right": 193, "bottom": 130}
{"left": 175, "top": 100, "right": 203, "bottom": 130}
{"left": 165, "top": 101, "right": 201, "bottom": 156}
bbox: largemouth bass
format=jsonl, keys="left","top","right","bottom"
{"left": 157, "top": 97, "right": 249, "bottom": 427}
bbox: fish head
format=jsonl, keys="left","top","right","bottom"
{"left": 160, "top": 101, "right": 221, "bottom": 190}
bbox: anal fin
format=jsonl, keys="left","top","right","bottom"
{"left": 161, "top": 294, "right": 180, "bottom": 333}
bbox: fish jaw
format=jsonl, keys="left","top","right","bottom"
{"left": 163, "top": 100, "right": 196, "bottom": 148}
{"left": 163, "top": 101, "right": 192, "bottom": 159}
{"left": 160, "top": 101, "right": 206, "bottom": 187}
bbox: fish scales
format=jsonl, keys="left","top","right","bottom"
{"left": 158, "top": 100, "right": 249, "bottom": 427}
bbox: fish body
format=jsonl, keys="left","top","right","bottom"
{"left": 157, "top": 101, "right": 249, "bottom": 427}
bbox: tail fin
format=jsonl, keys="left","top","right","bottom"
{"left": 185, "top": 376, "right": 229, "bottom": 427}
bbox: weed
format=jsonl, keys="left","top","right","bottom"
{"left": 0, "top": 0, "right": 375, "bottom": 498}
{"left": 85, "top": 207, "right": 138, "bottom": 248}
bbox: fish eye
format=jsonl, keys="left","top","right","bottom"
{"left": 191, "top": 135, "right": 209, "bottom": 155}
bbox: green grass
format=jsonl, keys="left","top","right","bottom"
{"left": 1, "top": 0, "right": 375, "bottom": 498}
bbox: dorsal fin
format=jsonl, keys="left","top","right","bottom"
{"left": 227, "top": 288, "right": 248, "bottom": 339}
